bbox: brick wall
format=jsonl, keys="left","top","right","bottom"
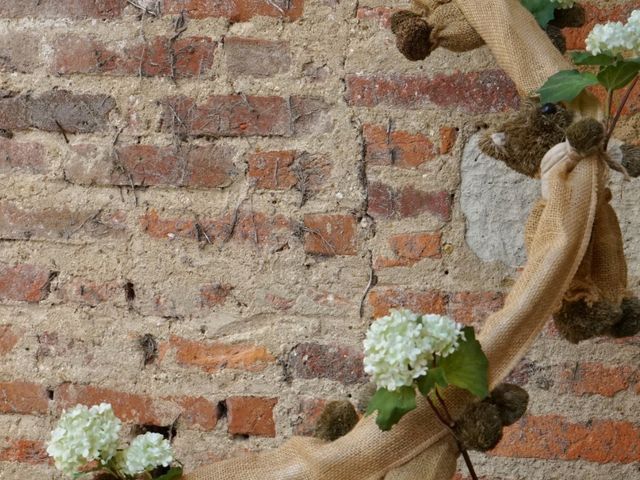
{"left": 1, "top": 1, "right": 639, "bottom": 479}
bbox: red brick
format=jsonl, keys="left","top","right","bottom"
{"left": 0, "top": 264, "right": 54, "bottom": 303}
{"left": 355, "top": 7, "right": 396, "bottom": 28}
{"left": 0, "top": 32, "right": 41, "bottom": 73}
{"left": 161, "top": 95, "right": 291, "bottom": 137}
{"left": 226, "top": 396, "right": 278, "bottom": 437}
{"left": 0, "top": 439, "right": 48, "bottom": 465}
{"left": 368, "top": 288, "right": 448, "bottom": 318}
{"left": 440, "top": 126, "right": 458, "bottom": 154}
{"left": 376, "top": 232, "right": 442, "bottom": 268}
{"left": 0, "top": 139, "right": 47, "bottom": 174}
{"left": 0, "top": 203, "right": 127, "bottom": 241}
{"left": 162, "top": 0, "right": 304, "bottom": 21}
{"left": 558, "top": 363, "right": 638, "bottom": 398}
{"left": 66, "top": 144, "right": 237, "bottom": 189}
{"left": 492, "top": 415, "right": 640, "bottom": 463}
{"left": 563, "top": 3, "right": 639, "bottom": 51}
{"left": 448, "top": 291, "right": 505, "bottom": 328}
{"left": 0, "top": 0, "right": 125, "bottom": 18}
{"left": 53, "top": 35, "right": 216, "bottom": 78}
{"left": 290, "top": 96, "right": 333, "bottom": 135}
{"left": 200, "top": 283, "right": 234, "bottom": 307}
{"left": 363, "top": 124, "right": 435, "bottom": 168}
{"left": 0, "top": 325, "right": 19, "bottom": 356}
{"left": 225, "top": 37, "right": 290, "bottom": 77}
{"left": 140, "top": 209, "right": 292, "bottom": 248}
{"left": 248, "top": 151, "right": 297, "bottom": 189}
{"left": 367, "top": 182, "right": 451, "bottom": 221}
{"left": 0, "top": 382, "right": 49, "bottom": 414}
{"left": 304, "top": 214, "right": 358, "bottom": 256}
{"left": 293, "top": 397, "right": 327, "bottom": 436}
{"left": 0, "top": 90, "right": 115, "bottom": 133}
{"left": 346, "top": 71, "right": 519, "bottom": 114}
{"left": 288, "top": 342, "right": 366, "bottom": 384}
{"left": 57, "top": 278, "right": 121, "bottom": 306}
{"left": 172, "top": 396, "right": 220, "bottom": 431}
{"left": 166, "top": 335, "right": 275, "bottom": 373}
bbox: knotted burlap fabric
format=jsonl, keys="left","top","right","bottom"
{"left": 412, "top": 0, "right": 484, "bottom": 52}
{"left": 184, "top": 1, "right": 616, "bottom": 479}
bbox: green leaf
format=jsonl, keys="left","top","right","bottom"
{"left": 570, "top": 51, "right": 616, "bottom": 66}
{"left": 597, "top": 61, "right": 640, "bottom": 91}
{"left": 155, "top": 467, "right": 183, "bottom": 480}
{"left": 537, "top": 69, "right": 599, "bottom": 103}
{"left": 439, "top": 327, "right": 489, "bottom": 399}
{"left": 366, "top": 386, "right": 416, "bottom": 431}
{"left": 416, "top": 367, "right": 448, "bottom": 396}
{"left": 520, "top": 0, "right": 556, "bottom": 28}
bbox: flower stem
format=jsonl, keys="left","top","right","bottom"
{"left": 425, "top": 395, "right": 479, "bottom": 480}
{"left": 605, "top": 76, "right": 639, "bottom": 150}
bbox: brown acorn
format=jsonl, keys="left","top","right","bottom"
{"left": 390, "top": 11, "right": 433, "bottom": 61}
{"left": 489, "top": 383, "right": 529, "bottom": 426}
{"left": 314, "top": 400, "right": 359, "bottom": 441}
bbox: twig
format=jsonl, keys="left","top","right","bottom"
{"left": 605, "top": 76, "right": 639, "bottom": 150}
{"left": 55, "top": 120, "right": 69, "bottom": 144}
{"left": 127, "top": 0, "right": 159, "bottom": 16}
{"left": 359, "top": 249, "right": 376, "bottom": 319}
{"left": 68, "top": 209, "right": 103, "bottom": 237}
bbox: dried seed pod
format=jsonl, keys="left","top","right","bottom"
{"left": 314, "top": 400, "right": 359, "bottom": 441}
{"left": 392, "top": 15, "right": 433, "bottom": 61}
{"left": 454, "top": 402, "right": 503, "bottom": 452}
{"left": 610, "top": 297, "right": 640, "bottom": 338}
{"left": 390, "top": 10, "right": 422, "bottom": 34}
{"left": 550, "top": 4, "right": 586, "bottom": 29}
{"left": 489, "top": 383, "right": 529, "bottom": 426}
{"left": 620, "top": 144, "right": 640, "bottom": 178}
{"left": 553, "top": 299, "right": 622, "bottom": 343}
{"left": 566, "top": 118, "right": 606, "bottom": 155}
{"left": 546, "top": 24, "right": 567, "bottom": 54}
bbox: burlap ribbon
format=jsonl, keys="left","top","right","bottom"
{"left": 184, "top": 1, "right": 616, "bottom": 479}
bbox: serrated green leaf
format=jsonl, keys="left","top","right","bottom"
{"left": 570, "top": 51, "right": 616, "bottom": 66}
{"left": 366, "top": 386, "right": 416, "bottom": 431}
{"left": 597, "top": 61, "right": 640, "bottom": 91}
{"left": 537, "top": 69, "right": 599, "bottom": 103}
{"left": 521, "top": 0, "right": 556, "bottom": 28}
{"left": 416, "top": 367, "right": 448, "bottom": 396}
{"left": 155, "top": 467, "right": 183, "bottom": 480}
{"left": 439, "top": 327, "right": 489, "bottom": 399}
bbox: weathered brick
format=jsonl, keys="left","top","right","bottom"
{"left": 563, "top": 3, "right": 639, "bottom": 51}
{"left": 165, "top": 335, "right": 275, "bottom": 373}
{"left": 346, "top": 71, "right": 519, "bottom": 114}
{"left": 290, "top": 96, "right": 333, "bottom": 135}
{"left": 248, "top": 150, "right": 330, "bottom": 192}
{"left": 367, "top": 182, "right": 451, "bottom": 221}
{"left": 0, "top": 325, "right": 19, "bottom": 356}
{"left": 288, "top": 342, "right": 366, "bottom": 384}
{"left": 376, "top": 232, "right": 442, "bottom": 268}
{"left": 439, "top": 126, "right": 458, "bottom": 154}
{"left": 161, "top": 95, "right": 291, "bottom": 137}
{"left": 448, "top": 291, "right": 505, "bottom": 328}
{"left": 57, "top": 278, "right": 122, "bottom": 307}
{"left": 0, "top": 32, "right": 41, "bottom": 73}
{"left": 162, "top": 0, "right": 304, "bottom": 21}
{"left": 493, "top": 415, "right": 640, "bottom": 463}
{"left": 53, "top": 35, "right": 216, "bottom": 78}
{"left": 558, "top": 363, "right": 638, "bottom": 398}
{"left": 368, "top": 288, "right": 448, "bottom": 318}
{"left": 0, "top": 203, "right": 127, "bottom": 241}
{"left": 0, "top": 139, "right": 48, "bottom": 174}
{"left": 225, "top": 37, "right": 290, "bottom": 77}
{"left": 66, "top": 144, "right": 237, "bottom": 189}
{"left": 200, "top": 283, "right": 234, "bottom": 307}
{"left": 171, "top": 395, "right": 220, "bottom": 431}
{"left": 355, "top": 7, "right": 395, "bottom": 28}
{"left": 293, "top": 397, "right": 326, "bottom": 436}
{"left": 0, "top": 0, "right": 125, "bottom": 18}
{"left": 363, "top": 124, "right": 435, "bottom": 168}
{"left": 140, "top": 209, "right": 292, "bottom": 248}
{"left": 0, "top": 264, "right": 54, "bottom": 303}
{"left": 0, "top": 90, "right": 115, "bottom": 133}
{"left": 226, "top": 396, "right": 278, "bottom": 437}
{"left": 0, "top": 439, "right": 49, "bottom": 465}
{"left": 0, "top": 381, "right": 49, "bottom": 414}
{"left": 304, "top": 214, "right": 358, "bottom": 256}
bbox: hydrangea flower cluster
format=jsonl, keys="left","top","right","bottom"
{"left": 586, "top": 10, "right": 640, "bottom": 56}
{"left": 117, "top": 432, "right": 173, "bottom": 476}
{"left": 46, "top": 403, "right": 122, "bottom": 475}
{"left": 363, "top": 309, "right": 464, "bottom": 391}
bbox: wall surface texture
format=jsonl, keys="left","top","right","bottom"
{"left": 1, "top": 0, "right": 639, "bottom": 479}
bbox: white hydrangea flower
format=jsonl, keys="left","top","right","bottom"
{"left": 118, "top": 432, "right": 173, "bottom": 476}
{"left": 586, "top": 10, "right": 640, "bottom": 56}
{"left": 626, "top": 10, "right": 640, "bottom": 51}
{"left": 551, "top": 0, "right": 575, "bottom": 9}
{"left": 363, "top": 309, "right": 464, "bottom": 392}
{"left": 46, "top": 403, "right": 121, "bottom": 475}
